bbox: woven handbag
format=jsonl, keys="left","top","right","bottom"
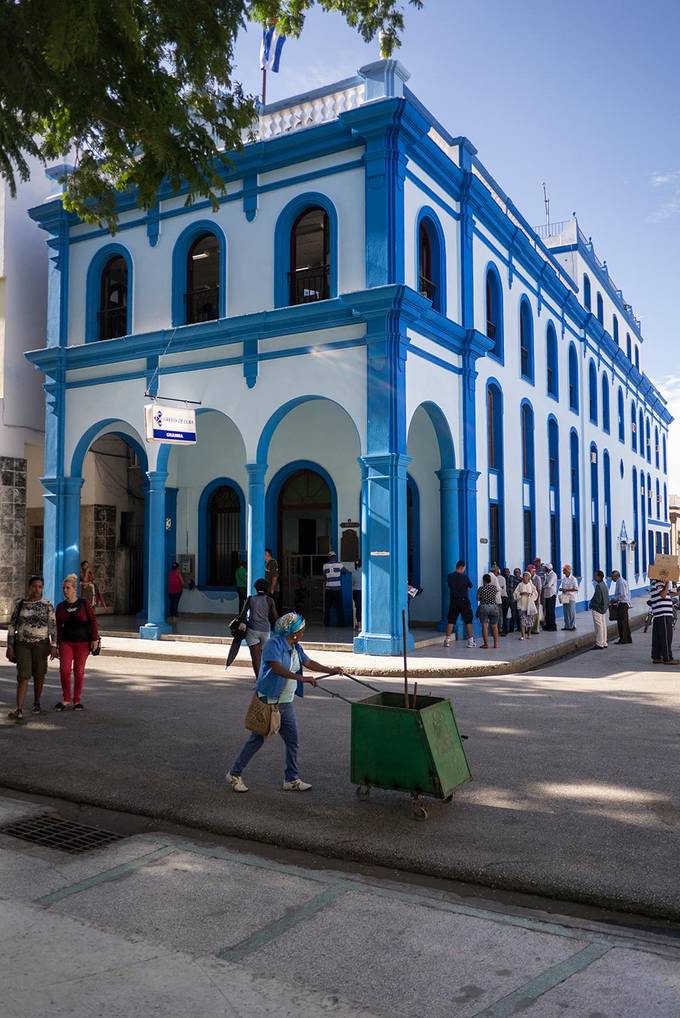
{"left": 245, "top": 695, "right": 281, "bottom": 737}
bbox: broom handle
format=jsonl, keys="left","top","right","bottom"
{"left": 402, "top": 608, "right": 409, "bottom": 708}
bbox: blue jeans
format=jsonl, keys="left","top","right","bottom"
{"left": 563, "top": 601, "right": 576, "bottom": 629}
{"left": 230, "top": 700, "right": 299, "bottom": 782}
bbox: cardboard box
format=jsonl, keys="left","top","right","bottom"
{"left": 648, "top": 555, "right": 680, "bottom": 582}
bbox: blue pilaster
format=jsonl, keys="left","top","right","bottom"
{"left": 140, "top": 470, "right": 171, "bottom": 639}
{"left": 63, "top": 477, "right": 84, "bottom": 583}
{"left": 437, "top": 468, "right": 461, "bottom": 629}
{"left": 246, "top": 463, "right": 267, "bottom": 594}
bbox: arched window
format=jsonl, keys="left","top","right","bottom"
{"left": 596, "top": 292, "right": 604, "bottom": 324}
{"left": 626, "top": 334, "right": 632, "bottom": 361}
{"left": 546, "top": 322, "right": 558, "bottom": 398}
{"left": 583, "top": 273, "right": 591, "bottom": 311}
{"left": 641, "top": 471, "right": 647, "bottom": 575}
{"left": 639, "top": 409, "right": 645, "bottom": 456}
{"left": 588, "top": 361, "right": 598, "bottom": 424}
{"left": 634, "top": 346, "right": 640, "bottom": 370}
{"left": 603, "top": 450, "right": 612, "bottom": 576}
{"left": 630, "top": 401, "right": 637, "bottom": 452}
{"left": 416, "top": 211, "right": 446, "bottom": 315}
{"left": 98, "top": 255, "right": 129, "bottom": 340}
{"left": 407, "top": 476, "right": 420, "bottom": 585}
{"left": 570, "top": 430, "right": 581, "bottom": 575}
{"left": 521, "top": 402, "right": 535, "bottom": 565}
{"left": 548, "top": 417, "right": 560, "bottom": 569}
{"left": 617, "top": 388, "right": 625, "bottom": 443}
{"left": 185, "top": 232, "right": 220, "bottom": 324}
{"left": 613, "top": 315, "right": 619, "bottom": 345}
{"left": 656, "top": 479, "right": 661, "bottom": 518}
{"left": 590, "top": 444, "right": 600, "bottom": 574}
{"left": 663, "top": 434, "right": 667, "bottom": 473}
{"left": 487, "top": 382, "right": 504, "bottom": 568}
{"left": 632, "top": 467, "right": 639, "bottom": 577}
{"left": 205, "top": 483, "right": 243, "bottom": 587}
{"left": 601, "top": 374, "right": 610, "bottom": 433}
{"left": 664, "top": 483, "right": 668, "bottom": 521}
{"left": 519, "top": 298, "right": 534, "bottom": 382}
{"left": 291, "top": 207, "right": 330, "bottom": 305}
{"left": 647, "top": 474, "right": 652, "bottom": 517}
{"left": 654, "top": 426, "right": 660, "bottom": 468}
{"left": 568, "top": 343, "right": 579, "bottom": 412}
{"left": 485, "top": 265, "right": 503, "bottom": 361}
{"left": 645, "top": 418, "right": 651, "bottom": 462}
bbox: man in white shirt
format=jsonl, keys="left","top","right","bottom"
{"left": 542, "top": 563, "right": 558, "bottom": 631}
{"left": 610, "top": 569, "right": 632, "bottom": 644}
{"left": 559, "top": 564, "right": 579, "bottom": 631}
{"left": 490, "top": 566, "right": 507, "bottom": 636}
{"left": 322, "top": 553, "right": 346, "bottom": 627}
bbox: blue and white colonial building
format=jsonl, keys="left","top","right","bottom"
{"left": 26, "top": 60, "right": 672, "bottom": 654}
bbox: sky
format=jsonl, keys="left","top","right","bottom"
{"left": 231, "top": 0, "right": 680, "bottom": 486}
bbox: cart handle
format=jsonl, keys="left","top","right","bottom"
{"left": 339, "top": 671, "right": 382, "bottom": 694}
{"left": 314, "top": 683, "right": 355, "bottom": 705}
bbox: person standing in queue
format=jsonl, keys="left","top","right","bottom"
{"left": 55, "top": 574, "right": 99, "bottom": 711}
{"left": 6, "top": 574, "right": 57, "bottom": 720}
{"left": 610, "top": 569, "right": 632, "bottom": 644}
{"left": 542, "top": 563, "right": 558, "bottom": 632}
{"left": 443, "top": 560, "right": 476, "bottom": 649}
{"left": 226, "top": 612, "right": 344, "bottom": 793}
{"left": 264, "top": 548, "right": 279, "bottom": 606}
{"left": 650, "top": 577, "right": 679, "bottom": 665}
{"left": 589, "top": 570, "right": 609, "bottom": 650}
{"left": 243, "top": 578, "right": 279, "bottom": 678}
{"left": 167, "top": 561, "right": 185, "bottom": 633}
{"left": 235, "top": 560, "right": 248, "bottom": 613}
{"left": 559, "top": 564, "right": 579, "bottom": 631}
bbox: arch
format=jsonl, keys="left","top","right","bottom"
{"left": 484, "top": 261, "right": 503, "bottom": 362}
{"left": 197, "top": 477, "right": 246, "bottom": 588}
{"left": 264, "top": 459, "right": 339, "bottom": 564}
{"left": 583, "top": 273, "right": 592, "bottom": 311}
{"left": 416, "top": 207, "right": 447, "bottom": 315}
{"left": 171, "top": 219, "right": 227, "bottom": 326}
{"left": 570, "top": 429, "right": 581, "bottom": 576}
{"left": 70, "top": 418, "right": 148, "bottom": 478}
{"left": 588, "top": 360, "right": 598, "bottom": 424}
{"left": 596, "top": 292, "right": 604, "bottom": 324}
{"left": 256, "top": 395, "right": 362, "bottom": 468}
{"left": 617, "top": 387, "right": 625, "bottom": 443}
{"left": 274, "top": 192, "right": 338, "bottom": 308}
{"left": 601, "top": 373, "right": 610, "bottom": 433}
{"left": 410, "top": 400, "right": 456, "bottom": 470}
{"left": 613, "top": 314, "right": 619, "bottom": 345}
{"left": 603, "top": 449, "right": 612, "bottom": 575}
{"left": 85, "top": 243, "right": 133, "bottom": 342}
{"left": 519, "top": 296, "right": 534, "bottom": 383}
{"left": 520, "top": 399, "right": 535, "bottom": 565}
{"left": 547, "top": 415, "right": 561, "bottom": 569}
{"left": 654, "top": 426, "right": 660, "bottom": 468}
{"left": 568, "top": 343, "right": 579, "bottom": 412}
{"left": 546, "top": 321, "right": 558, "bottom": 399}
{"left": 590, "top": 442, "right": 600, "bottom": 573}
{"left": 486, "top": 380, "right": 504, "bottom": 568}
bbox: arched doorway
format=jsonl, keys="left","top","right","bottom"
{"left": 277, "top": 468, "right": 332, "bottom": 619}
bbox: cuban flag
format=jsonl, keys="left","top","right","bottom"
{"left": 260, "top": 24, "right": 286, "bottom": 73}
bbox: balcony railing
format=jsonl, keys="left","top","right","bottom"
{"left": 289, "top": 267, "right": 330, "bottom": 305}
{"left": 185, "top": 287, "right": 219, "bottom": 324}
{"left": 419, "top": 274, "right": 436, "bottom": 303}
{"left": 97, "top": 306, "right": 128, "bottom": 340}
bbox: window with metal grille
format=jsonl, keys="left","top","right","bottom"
{"left": 486, "top": 267, "right": 502, "bottom": 359}
{"left": 99, "top": 255, "right": 128, "bottom": 340}
{"left": 290, "top": 207, "right": 330, "bottom": 305}
{"left": 208, "top": 485, "right": 241, "bottom": 586}
{"left": 568, "top": 343, "right": 579, "bottom": 413}
{"left": 31, "top": 525, "right": 44, "bottom": 575}
{"left": 186, "top": 232, "right": 220, "bottom": 324}
{"left": 523, "top": 509, "right": 533, "bottom": 567}
{"left": 489, "top": 503, "right": 500, "bottom": 569}
{"left": 519, "top": 299, "right": 534, "bottom": 382}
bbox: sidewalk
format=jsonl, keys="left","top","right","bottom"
{"left": 1, "top": 792, "right": 679, "bottom": 1018}
{"left": 2, "top": 600, "right": 646, "bottom": 677}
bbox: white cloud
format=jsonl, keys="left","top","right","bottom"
{"left": 653, "top": 375, "right": 680, "bottom": 494}
{"left": 647, "top": 170, "right": 680, "bottom": 222}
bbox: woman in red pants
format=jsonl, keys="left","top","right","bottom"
{"left": 55, "top": 574, "right": 99, "bottom": 711}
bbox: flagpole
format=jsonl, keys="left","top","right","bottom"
{"left": 261, "top": 67, "right": 267, "bottom": 106}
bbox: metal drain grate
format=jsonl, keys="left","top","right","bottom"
{"left": 0, "top": 813, "right": 125, "bottom": 854}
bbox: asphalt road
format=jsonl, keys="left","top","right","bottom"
{"left": 1, "top": 636, "right": 679, "bottom": 919}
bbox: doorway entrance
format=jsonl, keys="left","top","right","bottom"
{"left": 277, "top": 469, "right": 332, "bottom": 620}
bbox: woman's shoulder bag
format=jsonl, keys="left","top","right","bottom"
{"left": 244, "top": 694, "right": 281, "bottom": 737}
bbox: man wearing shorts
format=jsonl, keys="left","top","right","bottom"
{"left": 443, "top": 560, "right": 476, "bottom": 648}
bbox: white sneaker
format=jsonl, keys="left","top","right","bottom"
{"left": 443, "top": 637, "right": 451, "bottom": 647}
{"left": 467, "top": 638, "right": 476, "bottom": 648}
{"left": 282, "top": 778, "right": 312, "bottom": 791}
{"left": 226, "top": 772, "right": 248, "bottom": 793}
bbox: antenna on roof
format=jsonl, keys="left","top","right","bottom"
{"left": 542, "top": 182, "right": 550, "bottom": 230}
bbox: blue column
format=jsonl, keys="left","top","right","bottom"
{"left": 354, "top": 453, "right": 413, "bottom": 655}
{"left": 437, "top": 468, "right": 461, "bottom": 630}
{"left": 63, "top": 477, "right": 84, "bottom": 582}
{"left": 140, "top": 470, "right": 171, "bottom": 639}
{"left": 246, "top": 463, "right": 266, "bottom": 594}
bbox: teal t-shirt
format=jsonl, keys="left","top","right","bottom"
{"left": 235, "top": 566, "right": 247, "bottom": 588}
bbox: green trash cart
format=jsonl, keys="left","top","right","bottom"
{"left": 318, "top": 676, "right": 472, "bottom": 820}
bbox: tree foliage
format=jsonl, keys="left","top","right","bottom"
{"left": 0, "top": 1, "right": 422, "bottom": 229}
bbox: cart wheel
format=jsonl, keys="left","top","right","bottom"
{"left": 413, "top": 804, "right": 429, "bottom": 821}
{"left": 356, "top": 785, "right": 371, "bottom": 801}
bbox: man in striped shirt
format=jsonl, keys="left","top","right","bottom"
{"left": 323, "top": 553, "right": 346, "bottom": 627}
{"left": 650, "top": 578, "right": 680, "bottom": 665}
